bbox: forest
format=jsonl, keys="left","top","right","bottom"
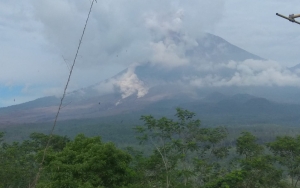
{"left": 1, "top": 108, "right": 300, "bottom": 188}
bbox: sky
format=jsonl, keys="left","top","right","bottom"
{"left": 0, "top": 0, "right": 300, "bottom": 107}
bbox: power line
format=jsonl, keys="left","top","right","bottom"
{"left": 30, "top": 1, "right": 97, "bottom": 187}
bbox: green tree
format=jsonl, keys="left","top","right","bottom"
{"left": 232, "top": 132, "right": 286, "bottom": 188}
{"left": 205, "top": 132, "right": 288, "bottom": 188}
{"left": 28, "top": 132, "right": 70, "bottom": 153}
{"left": 135, "top": 108, "right": 228, "bottom": 187}
{"left": 0, "top": 140, "right": 37, "bottom": 187}
{"left": 0, "top": 132, "right": 70, "bottom": 188}
{"left": 236, "top": 132, "right": 263, "bottom": 160}
{"left": 204, "top": 170, "right": 246, "bottom": 188}
{"left": 39, "top": 134, "right": 135, "bottom": 188}
{"left": 268, "top": 135, "right": 300, "bottom": 187}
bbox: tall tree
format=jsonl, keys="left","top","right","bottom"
{"left": 0, "top": 132, "right": 71, "bottom": 187}
{"left": 235, "top": 132, "right": 285, "bottom": 188}
{"left": 135, "top": 108, "right": 229, "bottom": 187}
{"left": 236, "top": 132, "right": 263, "bottom": 160}
{"left": 268, "top": 135, "right": 300, "bottom": 187}
{"left": 39, "top": 134, "right": 135, "bottom": 188}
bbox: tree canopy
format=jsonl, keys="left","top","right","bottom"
{"left": 0, "top": 108, "right": 299, "bottom": 188}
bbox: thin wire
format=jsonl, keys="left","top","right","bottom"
{"left": 62, "top": 55, "right": 71, "bottom": 71}
{"left": 30, "top": 1, "right": 97, "bottom": 187}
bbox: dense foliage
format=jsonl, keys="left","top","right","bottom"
{"left": 0, "top": 108, "right": 300, "bottom": 187}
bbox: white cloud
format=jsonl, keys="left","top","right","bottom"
{"left": 3, "top": 0, "right": 300, "bottom": 107}
{"left": 190, "top": 59, "right": 300, "bottom": 87}
{"left": 93, "top": 81, "right": 115, "bottom": 96}
{"left": 211, "top": 0, "right": 300, "bottom": 66}
{"left": 0, "top": 0, "right": 224, "bottom": 107}
{"left": 144, "top": 9, "right": 184, "bottom": 37}
{"left": 42, "top": 87, "right": 64, "bottom": 98}
{"left": 30, "top": 0, "right": 224, "bottom": 69}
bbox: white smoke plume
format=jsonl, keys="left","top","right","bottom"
{"left": 31, "top": 0, "right": 224, "bottom": 69}
{"left": 93, "top": 64, "right": 148, "bottom": 99}
{"left": 115, "top": 65, "right": 149, "bottom": 99}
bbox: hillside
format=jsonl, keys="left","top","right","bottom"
{"left": 1, "top": 33, "right": 300, "bottom": 126}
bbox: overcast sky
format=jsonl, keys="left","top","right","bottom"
{"left": 0, "top": 0, "right": 300, "bottom": 107}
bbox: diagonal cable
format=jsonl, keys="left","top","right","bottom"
{"left": 30, "top": 0, "right": 97, "bottom": 187}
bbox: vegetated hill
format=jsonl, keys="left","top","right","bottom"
{"left": 183, "top": 94, "right": 300, "bottom": 126}
{"left": 0, "top": 33, "right": 300, "bottom": 127}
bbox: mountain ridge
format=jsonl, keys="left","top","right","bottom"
{"left": 1, "top": 33, "right": 300, "bottom": 126}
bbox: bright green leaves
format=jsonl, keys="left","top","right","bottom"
{"left": 0, "top": 138, "right": 37, "bottom": 187}
{"left": 3, "top": 109, "right": 300, "bottom": 187}
{"left": 0, "top": 132, "right": 135, "bottom": 188}
{"left": 40, "top": 134, "right": 135, "bottom": 188}
{"left": 29, "top": 132, "right": 70, "bottom": 152}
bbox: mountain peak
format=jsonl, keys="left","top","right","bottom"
{"left": 191, "top": 33, "right": 264, "bottom": 63}
{"left": 0, "top": 33, "right": 288, "bottom": 125}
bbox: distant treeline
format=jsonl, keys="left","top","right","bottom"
{"left": 1, "top": 108, "right": 300, "bottom": 187}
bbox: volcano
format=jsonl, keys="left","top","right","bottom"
{"left": 1, "top": 33, "right": 300, "bottom": 126}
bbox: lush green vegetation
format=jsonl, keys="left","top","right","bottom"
{"left": 1, "top": 108, "right": 300, "bottom": 187}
